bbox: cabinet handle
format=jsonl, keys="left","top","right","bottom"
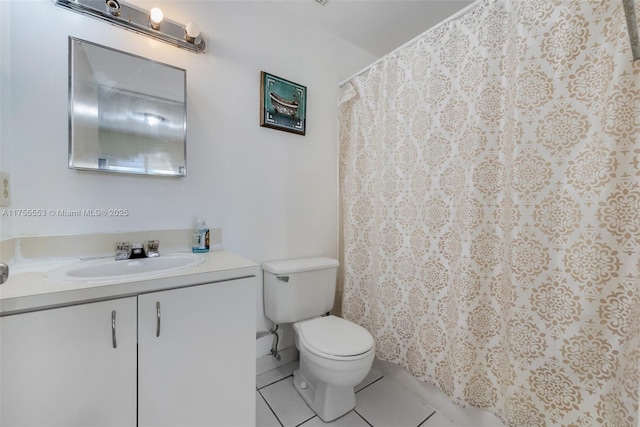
{"left": 111, "top": 310, "right": 117, "bottom": 349}
{"left": 156, "top": 301, "right": 161, "bottom": 337}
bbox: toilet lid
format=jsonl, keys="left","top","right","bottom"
{"left": 296, "top": 316, "right": 374, "bottom": 357}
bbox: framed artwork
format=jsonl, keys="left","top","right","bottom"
{"left": 260, "top": 71, "right": 307, "bottom": 135}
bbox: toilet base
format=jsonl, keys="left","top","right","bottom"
{"left": 293, "top": 367, "right": 356, "bottom": 422}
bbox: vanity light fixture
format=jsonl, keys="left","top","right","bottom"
{"left": 53, "top": 0, "right": 206, "bottom": 54}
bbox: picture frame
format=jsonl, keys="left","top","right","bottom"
{"left": 260, "top": 71, "right": 307, "bottom": 135}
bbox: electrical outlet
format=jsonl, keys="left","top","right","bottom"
{"left": 0, "top": 172, "right": 10, "bottom": 207}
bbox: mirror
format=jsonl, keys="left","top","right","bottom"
{"left": 69, "top": 37, "right": 187, "bottom": 176}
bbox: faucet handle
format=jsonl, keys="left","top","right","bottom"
{"left": 116, "top": 241, "right": 131, "bottom": 250}
{"left": 145, "top": 240, "right": 160, "bottom": 257}
{"left": 115, "top": 242, "right": 132, "bottom": 260}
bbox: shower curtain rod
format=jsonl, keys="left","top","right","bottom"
{"left": 338, "top": 0, "right": 482, "bottom": 87}
{"left": 623, "top": 0, "right": 640, "bottom": 61}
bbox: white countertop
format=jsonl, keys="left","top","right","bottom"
{"left": 0, "top": 251, "right": 260, "bottom": 316}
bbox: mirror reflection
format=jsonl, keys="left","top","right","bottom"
{"left": 69, "top": 37, "right": 187, "bottom": 176}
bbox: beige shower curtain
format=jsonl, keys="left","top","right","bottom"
{"left": 338, "top": 0, "right": 640, "bottom": 425}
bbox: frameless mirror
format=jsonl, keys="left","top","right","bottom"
{"left": 69, "top": 37, "right": 186, "bottom": 176}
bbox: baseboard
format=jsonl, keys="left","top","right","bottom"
{"left": 256, "top": 345, "right": 299, "bottom": 376}
{"left": 373, "top": 359, "right": 505, "bottom": 427}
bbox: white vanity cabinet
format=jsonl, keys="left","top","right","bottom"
{"left": 138, "top": 277, "right": 256, "bottom": 427}
{"left": 0, "top": 297, "right": 138, "bottom": 427}
{"left": 1, "top": 273, "right": 257, "bottom": 427}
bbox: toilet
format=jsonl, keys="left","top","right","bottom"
{"left": 262, "top": 257, "right": 375, "bottom": 422}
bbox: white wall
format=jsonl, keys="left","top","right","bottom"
{"left": 0, "top": 0, "right": 376, "bottom": 357}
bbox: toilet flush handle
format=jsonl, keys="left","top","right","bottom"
{"left": 276, "top": 276, "right": 289, "bottom": 283}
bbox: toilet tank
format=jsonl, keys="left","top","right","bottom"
{"left": 262, "top": 257, "right": 339, "bottom": 324}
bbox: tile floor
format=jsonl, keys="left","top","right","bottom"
{"left": 256, "top": 361, "right": 459, "bottom": 427}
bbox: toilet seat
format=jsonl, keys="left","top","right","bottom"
{"left": 295, "top": 316, "right": 374, "bottom": 360}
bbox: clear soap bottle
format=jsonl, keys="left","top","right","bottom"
{"left": 192, "top": 218, "right": 210, "bottom": 253}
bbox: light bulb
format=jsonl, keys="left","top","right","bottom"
{"left": 185, "top": 22, "right": 200, "bottom": 42}
{"left": 149, "top": 7, "right": 163, "bottom": 29}
{"left": 105, "top": 0, "right": 121, "bottom": 16}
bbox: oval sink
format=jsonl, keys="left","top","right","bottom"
{"left": 46, "top": 253, "right": 204, "bottom": 283}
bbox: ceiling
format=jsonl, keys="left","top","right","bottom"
{"left": 277, "top": 0, "right": 474, "bottom": 58}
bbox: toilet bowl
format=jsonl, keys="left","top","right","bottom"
{"left": 261, "top": 257, "right": 375, "bottom": 421}
{"left": 292, "top": 315, "right": 375, "bottom": 422}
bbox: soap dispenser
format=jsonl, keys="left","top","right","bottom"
{"left": 192, "top": 218, "right": 210, "bottom": 253}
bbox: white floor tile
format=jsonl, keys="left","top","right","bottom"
{"left": 355, "top": 367, "right": 384, "bottom": 392}
{"left": 300, "top": 411, "right": 370, "bottom": 427}
{"left": 422, "top": 412, "right": 458, "bottom": 427}
{"left": 257, "top": 360, "right": 300, "bottom": 389}
{"left": 256, "top": 391, "right": 282, "bottom": 427}
{"left": 356, "top": 377, "right": 436, "bottom": 427}
{"left": 259, "top": 377, "right": 315, "bottom": 427}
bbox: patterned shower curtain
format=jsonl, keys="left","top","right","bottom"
{"left": 338, "top": 0, "right": 640, "bottom": 425}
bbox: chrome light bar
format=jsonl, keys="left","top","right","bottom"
{"left": 53, "top": 0, "right": 206, "bottom": 54}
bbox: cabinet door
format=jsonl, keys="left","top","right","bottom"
{"left": 0, "top": 298, "right": 137, "bottom": 427}
{"left": 138, "top": 277, "right": 256, "bottom": 427}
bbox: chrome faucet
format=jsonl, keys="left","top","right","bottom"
{"left": 115, "top": 240, "right": 159, "bottom": 260}
{"left": 129, "top": 243, "right": 146, "bottom": 259}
